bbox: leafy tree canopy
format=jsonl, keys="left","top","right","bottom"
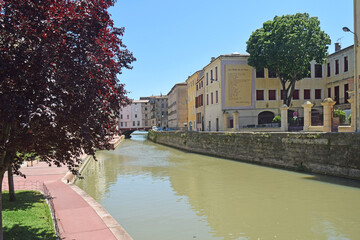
{"left": 0, "top": 0, "right": 135, "bottom": 181}
{"left": 246, "top": 13, "right": 331, "bottom": 106}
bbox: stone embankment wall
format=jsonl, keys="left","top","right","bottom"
{"left": 148, "top": 131, "right": 360, "bottom": 180}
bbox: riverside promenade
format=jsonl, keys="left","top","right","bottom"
{"left": 2, "top": 136, "right": 132, "bottom": 240}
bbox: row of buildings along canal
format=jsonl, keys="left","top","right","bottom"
{"left": 119, "top": 43, "right": 358, "bottom": 135}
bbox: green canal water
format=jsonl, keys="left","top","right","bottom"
{"left": 75, "top": 133, "right": 360, "bottom": 240}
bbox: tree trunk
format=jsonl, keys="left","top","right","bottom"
{"left": 0, "top": 170, "right": 5, "bottom": 240}
{"left": 285, "top": 81, "right": 296, "bottom": 107}
{"left": 7, "top": 165, "right": 15, "bottom": 202}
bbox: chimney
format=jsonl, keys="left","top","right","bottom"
{"left": 335, "top": 42, "right": 341, "bottom": 52}
{"left": 211, "top": 57, "right": 215, "bottom": 62}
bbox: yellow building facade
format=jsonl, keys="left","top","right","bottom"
{"left": 186, "top": 48, "right": 357, "bottom": 131}
{"left": 186, "top": 71, "right": 201, "bottom": 131}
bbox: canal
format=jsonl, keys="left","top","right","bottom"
{"left": 75, "top": 133, "right": 360, "bottom": 240}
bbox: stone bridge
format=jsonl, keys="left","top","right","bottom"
{"left": 119, "top": 127, "right": 152, "bottom": 138}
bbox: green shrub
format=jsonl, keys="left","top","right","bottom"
{"left": 272, "top": 115, "right": 281, "bottom": 123}
{"left": 348, "top": 114, "right": 351, "bottom": 123}
{"left": 334, "top": 109, "right": 346, "bottom": 124}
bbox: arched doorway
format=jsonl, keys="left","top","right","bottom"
{"left": 258, "top": 111, "right": 275, "bottom": 125}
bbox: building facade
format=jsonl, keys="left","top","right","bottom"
{"left": 186, "top": 46, "right": 357, "bottom": 132}
{"left": 142, "top": 95, "right": 168, "bottom": 128}
{"left": 186, "top": 71, "right": 202, "bottom": 131}
{"left": 119, "top": 100, "right": 150, "bottom": 129}
{"left": 168, "top": 83, "right": 187, "bottom": 130}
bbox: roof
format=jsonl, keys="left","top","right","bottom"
{"left": 167, "top": 82, "right": 187, "bottom": 96}
{"left": 328, "top": 44, "right": 354, "bottom": 58}
{"left": 202, "top": 53, "right": 249, "bottom": 70}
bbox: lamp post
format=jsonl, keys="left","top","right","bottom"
{"left": 343, "top": 26, "right": 359, "bottom": 132}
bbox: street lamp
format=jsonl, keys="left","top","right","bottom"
{"left": 343, "top": 26, "right": 359, "bottom": 132}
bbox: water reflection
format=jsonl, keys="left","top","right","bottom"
{"left": 76, "top": 133, "right": 360, "bottom": 240}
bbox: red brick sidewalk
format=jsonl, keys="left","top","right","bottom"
{"left": 2, "top": 159, "right": 132, "bottom": 240}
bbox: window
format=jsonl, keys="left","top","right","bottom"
{"left": 207, "top": 94, "right": 209, "bottom": 105}
{"left": 334, "top": 86, "right": 340, "bottom": 104}
{"left": 304, "top": 89, "right": 311, "bottom": 99}
{"left": 293, "top": 90, "right": 299, "bottom": 100}
{"left": 133, "top": 121, "right": 135, "bottom": 126}
{"left": 125, "top": 122, "right": 127, "bottom": 127}
{"left": 145, "top": 114, "right": 147, "bottom": 118}
{"left": 307, "top": 64, "right": 311, "bottom": 78}
{"left": 120, "top": 114, "right": 123, "bottom": 119}
{"left": 210, "top": 69, "right": 213, "bottom": 81}
{"left": 268, "top": 68, "right": 277, "bottom": 78}
{"left": 256, "top": 90, "right": 264, "bottom": 100}
{"left": 344, "top": 56, "right": 348, "bottom": 72}
{"left": 216, "top": 90, "right": 218, "bottom": 103}
{"left": 256, "top": 68, "right": 264, "bottom": 78}
{"left": 196, "top": 84, "right": 198, "bottom": 91}
{"left": 344, "top": 83, "right": 349, "bottom": 103}
{"left": 315, "top": 64, "right": 322, "bottom": 78}
{"left": 137, "top": 121, "right": 140, "bottom": 126}
{"left": 211, "top": 92, "right": 213, "bottom": 104}
{"left": 135, "top": 114, "right": 137, "bottom": 118}
{"left": 315, "top": 89, "right": 322, "bottom": 100}
{"left": 335, "top": 59, "right": 339, "bottom": 75}
{"left": 215, "top": 67, "right": 218, "bottom": 81}
{"left": 145, "top": 107, "right": 147, "bottom": 111}
{"left": 328, "top": 88, "right": 331, "bottom": 98}
{"left": 206, "top": 73, "right": 209, "bottom": 85}
{"left": 120, "top": 122, "right": 123, "bottom": 127}
{"left": 268, "top": 90, "right": 276, "bottom": 100}
{"left": 127, "top": 115, "right": 129, "bottom": 119}
{"left": 327, "top": 63, "right": 331, "bottom": 77}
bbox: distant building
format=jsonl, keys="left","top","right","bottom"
{"left": 167, "top": 83, "right": 187, "bottom": 130}
{"left": 186, "top": 71, "right": 203, "bottom": 131}
{"left": 119, "top": 100, "right": 151, "bottom": 129}
{"left": 141, "top": 95, "right": 168, "bottom": 128}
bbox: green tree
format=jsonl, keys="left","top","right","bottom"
{"left": 246, "top": 13, "right": 331, "bottom": 106}
{"left": 334, "top": 109, "right": 346, "bottom": 124}
{"left": 0, "top": 0, "right": 135, "bottom": 238}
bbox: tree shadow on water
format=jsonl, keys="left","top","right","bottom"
{"left": 3, "top": 224, "right": 57, "bottom": 240}
{"left": 302, "top": 174, "right": 360, "bottom": 189}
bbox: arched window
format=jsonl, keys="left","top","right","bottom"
{"left": 258, "top": 111, "right": 275, "bottom": 124}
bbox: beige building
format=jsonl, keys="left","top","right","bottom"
{"left": 187, "top": 47, "right": 357, "bottom": 132}
{"left": 168, "top": 83, "right": 187, "bottom": 130}
{"left": 203, "top": 56, "right": 223, "bottom": 131}
{"left": 186, "top": 71, "right": 203, "bottom": 131}
{"left": 354, "top": 0, "right": 360, "bottom": 131}
{"left": 326, "top": 45, "right": 353, "bottom": 111}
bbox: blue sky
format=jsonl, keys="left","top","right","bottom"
{"left": 110, "top": 0, "right": 354, "bottom": 100}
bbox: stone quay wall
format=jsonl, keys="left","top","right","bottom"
{"left": 148, "top": 131, "right": 360, "bottom": 180}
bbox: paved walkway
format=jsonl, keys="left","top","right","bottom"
{"left": 2, "top": 138, "right": 132, "bottom": 240}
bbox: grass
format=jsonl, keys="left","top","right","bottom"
{"left": 2, "top": 190, "right": 57, "bottom": 240}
